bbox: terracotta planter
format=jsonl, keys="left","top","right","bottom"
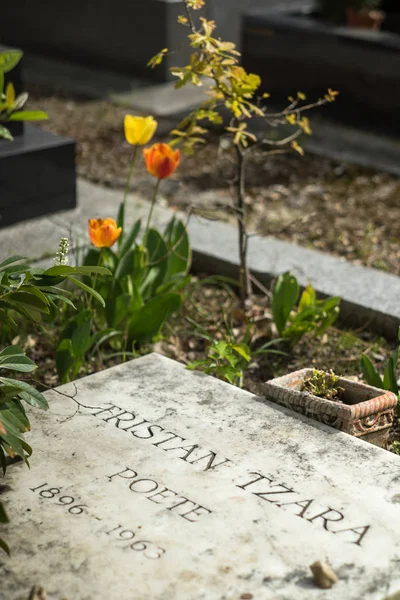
{"left": 264, "top": 368, "right": 397, "bottom": 448}
{"left": 345, "top": 7, "right": 386, "bottom": 30}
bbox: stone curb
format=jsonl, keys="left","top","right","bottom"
{"left": 1, "top": 179, "right": 399, "bottom": 339}
{"left": 188, "top": 216, "right": 400, "bottom": 339}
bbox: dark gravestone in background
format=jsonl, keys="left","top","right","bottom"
{"left": 382, "top": 0, "right": 400, "bottom": 33}
{"left": 0, "top": 46, "right": 77, "bottom": 227}
{"left": 242, "top": 5, "right": 400, "bottom": 136}
{"left": 0, "top": 0, "right": 267, "bottom": 81}
{"left": 0, "top": 126, "right": 76, "bottom": 228}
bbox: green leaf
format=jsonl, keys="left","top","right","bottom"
{"left": 319, "top": 296, "right": 341, "bottom": 312}
{"left": 271, "top": 272, "right": 299, "bottom": 336}
{"left": 313, "top": 304, "right": 340, "bottom": 337}
{"left": 8, "top": 110, "right": 48, "bottom": 121}
{"left": 4, "top": 290, "right": 50, "bottom": 314}
{"left": 119, "top": 219, "right": 141, "bottom": 257}
{"left": 0, "top": 349, "right": 37, "bottom": 373}
{"left": 392, "top": 344, "right": 400, "bottom": 372}
{"left": 56, "top": 339, "right": 75, "bottom": 384}
{"left": 232, "top": 343, "right": 251, "bottom": 362}
{"left": 156, "top": 273, "right": 191, "bottom": 295}
{"left": 89, "top": 329, "right": 122, "bottom": 358}
{"left": 71, "top": 317, "right": 93, "bottom": 358}
{"left": 0, "top": 377, "right": 48, "bottom": 409}
{"left": 0, "top": 400, "right": 30, "bottom": 433}
{"left": 74, "top": 266, "right": 112, "bottom": 277}
{"left": 113, "top": 293, "right": 132, "bottom": 328}
{"left": 360, "top": 354, "right": 384, "bottom": 389}
{"left": 128, "top": 293, "right": 181, "bottom": 344}
{"left": 115, "top": 249, "right": 134, "bottom": 280}
{"left": 141, "top": 230, "right": 169, "bottom": 299}
{"left": 0, "top": 414, "right": 32, "bottom": 463}
{"left": 164, "top": 217, "right": 191, "bottom": 278}
{"left": 0, "top": 125, "right": 13, "bottom": 141}
{"left": 41, "top": 291, "right": 76, "bottom": 310}
{"left": 68, "top": 276, "right": 106, "bottom": 307}
{"left": 0, "top": 50, "right": 23, "bottom": 73}
{"left": 42, "top": 265, "right": 110, "bottom": 277}
{"left": 117, "top": 201, "right": 125, "bottom": 234}
{"left": 298, "top": 285, "right": 316, "bottom": 312}
{"left": 0, "top": 346, "right": 25, "bottom": 357}
{"left": 383, "top": 357, "right": 399, "bottom": 395}
{"left": 0, "top": 309, "right": 16, "bottom": 330}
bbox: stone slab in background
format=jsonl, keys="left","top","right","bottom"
{"left": 1, "top": 353, "right": 399, "bottom": 599}
{"left": 111, "top": 78, "right": 213, "bottom": 118}
{"left": 0, "top": 125, "right": 76, "bottom": 228}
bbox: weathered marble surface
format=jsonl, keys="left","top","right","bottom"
{"left": 1, "top": 353, "right": 399, "bottom": 600}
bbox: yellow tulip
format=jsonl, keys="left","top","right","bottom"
{"left": 124, "top": 115, "right": 157, "bottom": 146}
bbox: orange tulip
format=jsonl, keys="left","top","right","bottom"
{"left": 88, "top": 218, "right": 122, "bottom": 248}
{"left": 143, "top": 143, "right": 180, "bottom": 180}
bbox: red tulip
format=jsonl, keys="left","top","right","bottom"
{"left": 143, "top": 143, "right": 180, "bottom": 179}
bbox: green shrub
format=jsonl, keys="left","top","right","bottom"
{"left": 272, "top": 272, "right": 340, "bottom": 345}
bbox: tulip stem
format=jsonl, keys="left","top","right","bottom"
{"left": 118, "top": 146, "right": 138, "bottom": 242}
{"left": 144, "top": 178, "right": 161, "bottom": 240}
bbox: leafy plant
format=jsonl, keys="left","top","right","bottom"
{"left": 0, "top": 255, "right": 109, "bottom": 339}
{"left": 188, "top": 339, "right": 252, "bottom": 386}
{"left": 271, "top": 272, "right": 340, "bottom": 345}
{"left": 302, "top": 368, "right": 344, "bottom": 401}
{"left": 187, "top": 314, "right": 285, "bottom": 387}
{"left": 149, "top": 0, "right": 338, "bottom": 304}
{"left": 361, "top": 328, "right": 400, "bottom": 414}
{"left": 0, "top": 345, "right": 50, "bottom": 555}
{"left": 0, "top": 253, "right": 110, "bottom": 551}
{"left": 0, "top": 49, "right": 48, "bottom": 141}
{"left": 0, "top": 345, "right": 48, "bottom": 471}
{"left": 52, "top": 119, "right": 189, "bottom": 382}
{"left": 83, "top": 215, "right": 191, "bottom": 345}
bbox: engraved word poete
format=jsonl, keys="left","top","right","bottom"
{"left": 108, "top": 466, "right": 212, "bottom": 523}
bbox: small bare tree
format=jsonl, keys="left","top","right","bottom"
{"left": 149, "top": 0, "right": 338, "bottom": 305}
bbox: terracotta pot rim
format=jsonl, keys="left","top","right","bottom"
{"left": 345, "top": 7, "right": 386, "bottom": 28}
{"left": 265, "top": 368, "right": 398, "bottom": 419}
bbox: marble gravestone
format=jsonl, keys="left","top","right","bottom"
{"left": 1, "top": 353, "right": 399, "bottom": 600}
